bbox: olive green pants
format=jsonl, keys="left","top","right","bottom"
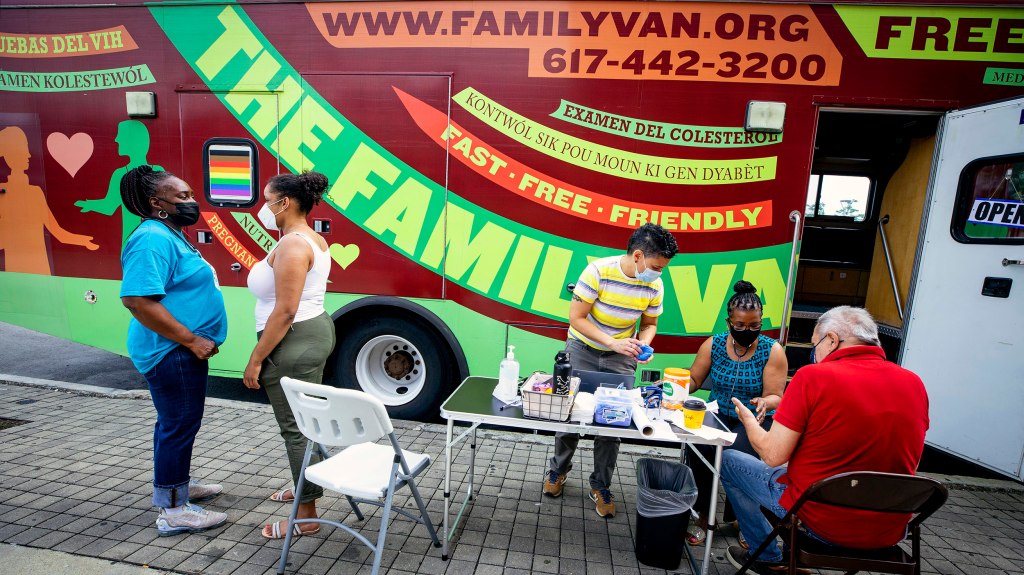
{"left": 259, "top": 312, "right": 336, "bottom": 503}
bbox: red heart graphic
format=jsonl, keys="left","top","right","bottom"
{"left": 46, "top": 132, "right": 94, "bottom": 178}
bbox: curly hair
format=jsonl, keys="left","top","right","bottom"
{"left": 267, "top": 171, "right": 329, "bottom": 214}
{"left": 626, "top": 223, "right": 678, "bottom": 259}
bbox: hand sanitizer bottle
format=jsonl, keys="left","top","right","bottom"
{"left": 494, "top": 345, "right": 520, "bottom": 403}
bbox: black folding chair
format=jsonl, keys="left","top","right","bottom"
{"left": 738, "top": 471, "right": 948, "bottom": 575}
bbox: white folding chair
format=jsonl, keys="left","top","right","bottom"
{"left": 276, "top": 377, "right": 441, "bottom": 575}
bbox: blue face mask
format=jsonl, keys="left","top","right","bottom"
{"left": 636, "top": 254, "right": 661, "bottom": 283}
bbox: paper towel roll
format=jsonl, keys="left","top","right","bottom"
{"left": 632, "top": 404, "right": 655, "bottom": 436}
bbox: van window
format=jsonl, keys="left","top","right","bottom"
{"left": 202, "top": 138, "right": 259, "bottom": 208}
{"left": 805, "top": 174, "right": 871, "bottom": 222}
{"left": 952, "top": 154, "right": 1024, "bottom": 244}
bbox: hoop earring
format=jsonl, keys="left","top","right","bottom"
{"left": 158, "top": 210, "right": 169, "bottom": 220}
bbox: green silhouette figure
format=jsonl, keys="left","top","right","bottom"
{"left": 76, "top": 120, "right": 163, "bottom": 247}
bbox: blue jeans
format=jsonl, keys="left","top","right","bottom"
{"left": 721, "top": 451, "right": 833, "bottom": 563}
{"left": 692, "top": 414, "right": 772, "bottom": 524}
{"left": 143, "top": 346, "right": 208, "bottom": 508}
{"left": 721, "top": 450, "right": 789, "bottom": 562}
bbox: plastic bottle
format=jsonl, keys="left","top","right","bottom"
{"left": 493, "top": 345, "right": 520, "bottom": 403}
{"left": 553, "top": 350, "right": 572, "bottom": 395}
{"left": 639, "top": 369, "right": 663, "bottom": 419}
{"left": 661, "top": 368, "right": 690, "bottom": 410}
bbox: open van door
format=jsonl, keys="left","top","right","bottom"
{"left": 901, "top": 98, "right": 1024, "bottom": 481}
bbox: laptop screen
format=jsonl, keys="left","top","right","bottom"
{"left": 572, "top": 369, "right": 635, "bottom": 394}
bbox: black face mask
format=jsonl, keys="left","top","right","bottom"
{"left": 158, "top": 200, "right": 200, "bottom": 227}
{"left": 809, "top": 335, "right": 844, "bottom": 364}
{"left": 730, "top": 327, "right": 760, "bottom": 347}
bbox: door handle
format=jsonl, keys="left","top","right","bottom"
{"left": 1002, "top": 259, "right": 1023, "bottom": 267}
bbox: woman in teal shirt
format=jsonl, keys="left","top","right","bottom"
{"left": 685, "top": 281, "right": 788, "bottom": 546}
{"left": 119, "top": 165, "right": 229, "bottom": 537}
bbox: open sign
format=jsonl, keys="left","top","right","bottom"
{"left": 968, "top": 198, "right": 1024, "bottom": 229}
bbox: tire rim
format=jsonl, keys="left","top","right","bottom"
{"left": 354, "top": 334, "right": 427, "bottom": 406}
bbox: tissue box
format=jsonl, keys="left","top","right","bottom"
{"left": 593, "top": 387, "right": 634, "bottom": 427}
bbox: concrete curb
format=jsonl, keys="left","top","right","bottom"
{"left": 0, "top": 374, "right": 151, "bottom": 399}
{"left": 918, "top": 472, "right": 1024, "bottom": 494}
{"left": 3, "top": 373, "right": 1022, "bottom": 494}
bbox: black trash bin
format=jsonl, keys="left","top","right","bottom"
{"left": 634, "top": 458, "right": 699, "bottom": 570}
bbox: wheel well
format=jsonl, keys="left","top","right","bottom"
{"left": 326, "top": 297, "right": 469, "bottom": 385}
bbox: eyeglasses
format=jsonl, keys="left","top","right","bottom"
{"left": 729, "top": 322, "right": 762, "bottom": 331}
{"left": 809, "top": 334, "right": 844, "bottom": 364}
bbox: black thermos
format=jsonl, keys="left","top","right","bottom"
{"left": 554, "top": 351, "right": 572, "bottom": 395}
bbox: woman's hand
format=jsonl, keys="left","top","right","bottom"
{"left": 750, "top": 397, "right": 770, "bottom": 423}
{"left": 186, "top": 335, "right": 218, "bottom": 360}
{"left": 243, "top": 360, "right": 262, "bottom": 390}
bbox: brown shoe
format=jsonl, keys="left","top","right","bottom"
{"left": 590, "top": 488, "right": 615, "bottom": 517}
{"left": 543, "top": 470, "right": 568, "bottom": 497}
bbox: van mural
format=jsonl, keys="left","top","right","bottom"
{"left": 1, "top": 1, "right": 1022, "bottom": 477}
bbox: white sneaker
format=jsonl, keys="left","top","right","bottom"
{"left": 156, "top": 503, "right": 228, "bottom": 536}
{"left": 188, "top": 478, "right": 223, "bottom": 501}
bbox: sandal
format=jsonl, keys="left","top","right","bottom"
{"left": 261, "top": 520, "right": 320, "bottom": 540}
{"left": 686, "top": 523, "right": 707, "bottom": 546}
{"left": 739, "top": 530, "right": 749, "bottom": 550}
{"left": 269, "top": 487, "right": 295, "bottom": 503}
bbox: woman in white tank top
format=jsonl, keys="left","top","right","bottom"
{"left": 242, "top": 171, "right": 336, "bottom": 539}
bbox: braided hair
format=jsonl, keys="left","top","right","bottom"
{"left": 727, "top": 280, "right": 763, "bottom": 315}
{"left": 267, "top": 171, "right": 329, "bottom": 214}
{"left": 120, "top": 165, "right": 175, "bottom": 218}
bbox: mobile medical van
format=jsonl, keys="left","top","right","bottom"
{"left": 1, "top": 1, "right": 1021, "bottom": 478}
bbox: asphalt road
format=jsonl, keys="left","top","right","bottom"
{"left": 0, "top": 321, "right": 267, "bottom": 405}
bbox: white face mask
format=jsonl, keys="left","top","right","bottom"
{"left": 257, "top": 198, "right": 285, "bottom": 231}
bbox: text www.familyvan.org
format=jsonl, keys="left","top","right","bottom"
{"left": 313, "top": 9, "right": 813, "bottom": 42}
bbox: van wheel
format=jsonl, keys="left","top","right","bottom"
{"left": 335, "top": 315, "right": 451, "bottom": 421}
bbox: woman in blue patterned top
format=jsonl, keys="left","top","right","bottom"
{"left": 684, "top": 280, "right": 788, "bottom": 546}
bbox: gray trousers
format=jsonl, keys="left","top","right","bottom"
{"left": 259, "top": 312, "right": 336, "bottom": 503}
{"left": 549, "top": 338, "right": 637, "bottom": 490}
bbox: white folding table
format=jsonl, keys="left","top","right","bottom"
{"left": 440, "top": 376, "right": 734, "bottom": 575}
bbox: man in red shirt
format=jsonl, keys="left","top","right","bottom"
{"left": 721, "top": 306, "right": 929, "bottom": 574}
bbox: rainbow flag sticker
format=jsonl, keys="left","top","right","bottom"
{"left": 205, "top": 140, "right": 257, "bottom": 204}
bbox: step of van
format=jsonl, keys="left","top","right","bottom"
{"left": 784, "top": 343, "right": 812, "bottom": 376}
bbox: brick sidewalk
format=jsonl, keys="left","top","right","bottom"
{"left": 1, "top": 383, "right": 1022, "bottom": 575}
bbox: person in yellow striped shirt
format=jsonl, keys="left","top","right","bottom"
{"left": 543, "top": 223, "right": 678, "bottom": 518}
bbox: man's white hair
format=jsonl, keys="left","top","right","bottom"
{"left": 815, "top": 306, "right": 881, "bottom": 347}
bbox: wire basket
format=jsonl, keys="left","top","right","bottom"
{"left": 520, "top": 373, "right": 580, "bottom": 421}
